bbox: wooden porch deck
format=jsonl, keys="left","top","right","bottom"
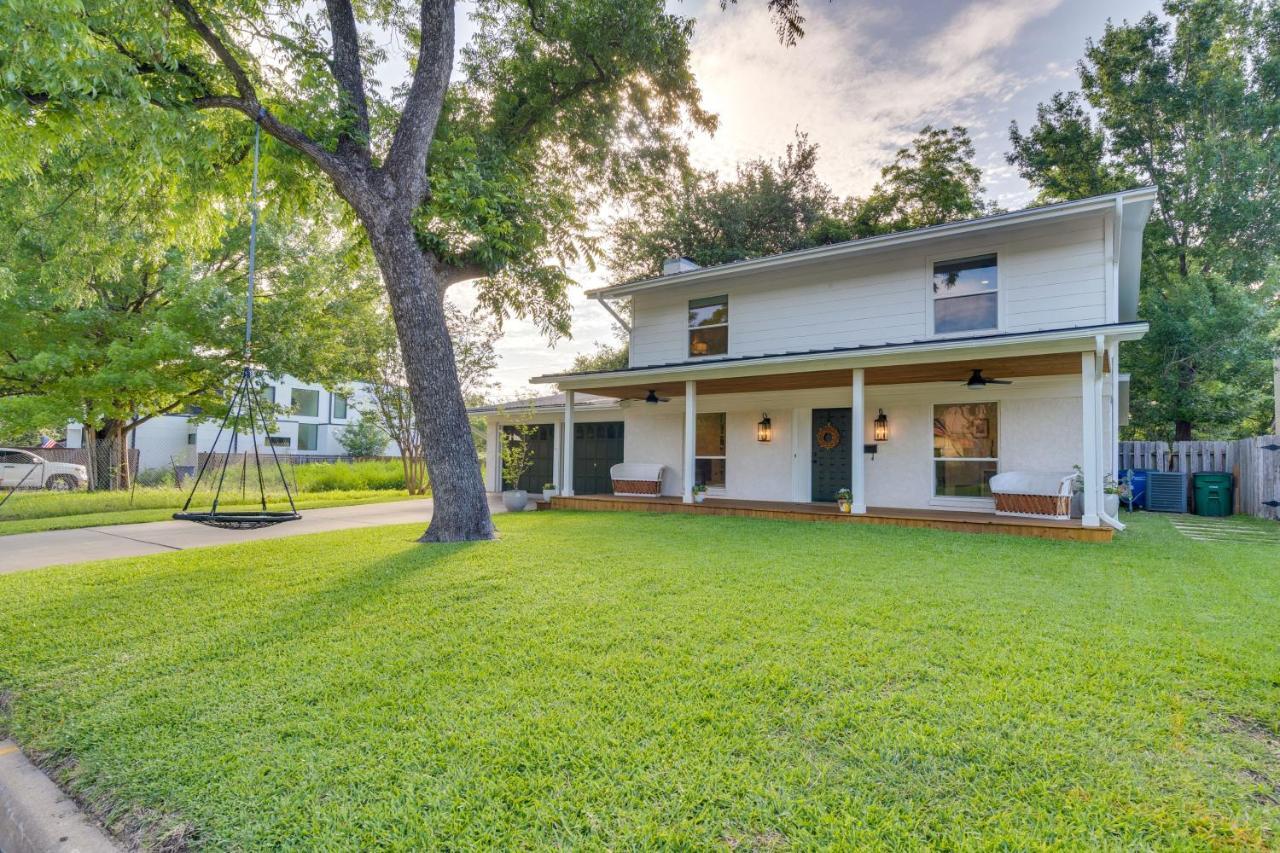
{"left": 546, "top": 494, "right": 1112, "bottom": 542}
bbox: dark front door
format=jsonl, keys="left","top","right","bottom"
{"left": 502, "top": 424, "right": 554, "bottom": 493}
{"left": 573, "top": 421, "right": 624, "bottom": 495}
{"left": 811, "top": 408, "right": 852, "bottom": 502}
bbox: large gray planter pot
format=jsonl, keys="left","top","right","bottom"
{"left": 1103, "top": 493, "right": 1121, "bottom": 517}
{"left": 502, "top": 489, "right": 529, "bottom": 512}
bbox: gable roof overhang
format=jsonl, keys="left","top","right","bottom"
{"left": 586, "top": 187, "right": 1157, "bottom": 306}
{"left": 534, "top": 322, "right": 1148, "bottom": 399}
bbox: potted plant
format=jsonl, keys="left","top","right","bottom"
{"left": 500, "top": 423, "right": 537, "bottom": 511}
{"left": 692, "top": 483, "right": 707, "bottom": 504}
{"left": 836, "top": 488, "right": 852, "bottom": 513}
{"left": 542, "top": 482, "right": 558, "bottom": 501}
{"left": 1071, "top": 465, "right": 1123, "bottom": 517}
{"left": 1103, "top": 474, "right": 1122, "bottom": 518}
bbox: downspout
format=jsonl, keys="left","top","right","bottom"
{"left": 1094, "top": 334, "right": 1125, "bottom": 531}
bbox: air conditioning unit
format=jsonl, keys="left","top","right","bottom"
{"left": 1146, "top": 471, "right": 1188, "bottom": 513}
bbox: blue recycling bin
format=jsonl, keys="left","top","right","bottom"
{"left": 1119, "top": 468, "right": 1148, "bottom": 510}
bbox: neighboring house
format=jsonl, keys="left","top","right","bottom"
{"left": 472, "top": 188, "right": 1156, "bottom": 530}
{"left": 66, "top": 376, "right": 398, "bottom": 473}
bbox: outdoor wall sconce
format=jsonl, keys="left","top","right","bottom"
{"left": 756, "top": 413, "right": 772, "bottom": 442}
{"left": 873, "top": 408, "right": 889, "bottom": 442}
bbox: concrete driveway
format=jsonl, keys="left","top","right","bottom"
{"left": 0, "top": 497, "right": 518, "bottom": 574}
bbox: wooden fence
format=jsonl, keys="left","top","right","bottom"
{"left": 1118, "top": 437, "right": 1280, "bottom": 520}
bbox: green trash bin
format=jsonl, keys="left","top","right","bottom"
{"left": 1193, "top": 472, "right": 1234, "bottom": 517}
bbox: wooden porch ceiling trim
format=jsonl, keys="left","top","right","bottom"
{"left": 571, "top": 352, "right": 1082, "bottom": 400}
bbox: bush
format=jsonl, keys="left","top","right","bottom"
{"left": 135, "top": 467, "right": 176, "bottom": 487}
{"left": 337, "top": 416, "right": 390, "bottom": 458}
{"left": 291, "top": 459, "right": 406, "bottom": 492}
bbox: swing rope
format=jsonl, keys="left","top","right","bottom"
{"left": 174, "top": 109, "right": 301, "bottom": 530}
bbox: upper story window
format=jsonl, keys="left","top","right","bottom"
{"left": 291, "top": 388, "right": 320, "bottom": 418}
{"left": 932, "top": 255, "right": 997, "bottom": 335}
{"left": 688, "top": 295, "right": 728, "bottom": 357}
{"left": 332, "top": 394, "right": 348, "bottom": 420}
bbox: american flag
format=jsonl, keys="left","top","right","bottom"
{"left": 40, "top": 436, "right": 58, "bottom": 448}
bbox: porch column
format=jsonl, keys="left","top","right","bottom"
{"left": 683, "top": 380, "right": 696, "bottom": 503}
{"left": 850, "top": 368, "right": 867, "bottom": 514}
{"left": 485, "top": 419, "right": 501, "bottom": 492}
{"left": 1080, "top": 351, "right": 1101, "bottom": 527}
{"left": 562, "top": 390, "right": 575, "bottom": 496}
{"left": 552, "top": 418, "right": 563, "bottom": 491}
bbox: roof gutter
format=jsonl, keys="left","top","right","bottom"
{"left": 536, "top": 322, "right": 1149, "bottom": 387}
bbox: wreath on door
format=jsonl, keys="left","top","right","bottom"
{"left": 816, "top": 423, "right": 841, "bottom": 450}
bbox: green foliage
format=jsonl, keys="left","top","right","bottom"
{"left": 499, "top": 421, "right": 538, "bottom": 489}
{"left": 852, "top": 126, "right": 991, "bottom": 234}
{"left": 610, "top": 128, "right": 989, "bottom": 282}
{"left": 336, "top": 416, "right": 390, "bottom": 458}
{"left": 570, "top": 342, "right": 629, "bottom": 372}
{"left": 1008, "top": 0, "right": 1280, "bottom": 439}
{"left": 2, "top": 512, "right": 1279, "bottom": 847}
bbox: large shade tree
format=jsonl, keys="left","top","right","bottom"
{"left": 1, "top": 0, "right": 731, "bottom": 540}
{"left": 0, "top": 124, "right": 372, "bottom": 488}
{"left": 1008, "top": 0, "right": 1280, "bottom": 439}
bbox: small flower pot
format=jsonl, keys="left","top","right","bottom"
{"left": 542, "top": 488, "right": 559, "bottom": 501}
{"left": 837, "top": 500, "right": 851, "bottom": 513}
{"left": 502, "top": 489, "right": 529, "bottom": 512}
{"left": 693, "top": 492, "right": 706, "bottom": 504}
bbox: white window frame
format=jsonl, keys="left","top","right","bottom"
{"left": 694, "top": 411, "right": 727, "bottom": 493}
{"left": 928, "top": 400, "right": 999, "bottom": 509}
{"left": 688, "top": 295, "right": 729, "bottom": 358}
{"left": 925, "top": 249, "right": 1003, "bottom": 339}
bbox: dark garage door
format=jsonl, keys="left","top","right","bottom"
{"left": 573, "top": 421, "right": 624, "bottom": 495}
{"left": 502, "top": 424, "right": 554, "bottom": 493}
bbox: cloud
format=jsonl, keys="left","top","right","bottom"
{"left": 686, "top": 0, "right": 1065, "bottom": 197}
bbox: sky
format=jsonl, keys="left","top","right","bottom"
{"left": 388, "top": 0, "right": 1158, "bottom": 397}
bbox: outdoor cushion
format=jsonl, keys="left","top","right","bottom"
{"left": 990, "top": 471, "right": 1074, "bottom": 497}
{"left": 610, "top": 463, "right": 665, "bottom": 496}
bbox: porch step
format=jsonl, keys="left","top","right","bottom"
{"left": 546, "top": 495, "right": 1112, "bottom": 543}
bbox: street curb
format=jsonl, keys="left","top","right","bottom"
{"left": 0, "top": 740, "right": 120, "bottom": 853}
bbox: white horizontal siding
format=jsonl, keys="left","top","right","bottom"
{"left": 627, "top": 212, "right": 1110, "bottom": 367}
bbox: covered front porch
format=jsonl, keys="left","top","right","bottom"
{"left": 544, "top": 493, "right": 1112, "bottom": 542}
{"left": 533, "top": 325, "right": 1137, "bottom": 532}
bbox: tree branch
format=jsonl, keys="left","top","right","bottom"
{"left": 171, "top": 0, "right": 255, "bottom": 100}
{"left": 383, "top": 0, "right": 454, "bottom": 209}
{"left": 324, "top": 0, "right": 372, "bottom": 161}
{"left": 191, "top": 95, "right": 347, "bottom": 182}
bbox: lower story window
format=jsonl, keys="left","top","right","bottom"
{"left": 267, "top": 435, "right": 290, "bottom": 447}
{"left": 695, "top": 412, "right": 726, "bottom": 488}
{"left": 297, "top": 423, "right": 319, "bottom": 452}
{"left": 933, "top": 402, "right": 997, "bottom": 498}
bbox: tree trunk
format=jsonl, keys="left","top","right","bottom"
{"left": 86, "top": 419, "right": 129, "bottom": 491}
{"left": 1174, "top": 419, "right": 1193, "bottom": 442}
{"left": 366, "top": 217, "right": 494, "bottom": 541}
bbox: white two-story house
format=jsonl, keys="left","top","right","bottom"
{"left": 473, "top": 188, "right": 1155, "bottom": 533}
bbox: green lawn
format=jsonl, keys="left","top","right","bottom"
{"left": 0, "top": 460, "right": 419, "bottom": 535}
{"left": 2, "top": 512, "right": 1278, "bottom": 848}
{"left": 0, "top": 489, "right": 417, "bottom": 535}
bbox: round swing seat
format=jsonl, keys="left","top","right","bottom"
{"left": 172, "top": 510, "right": 301, "bottom": 530}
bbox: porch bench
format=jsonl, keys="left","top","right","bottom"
{"left": 611, "top": 463, "right": 665, "bottom": 496}
{"left": 990, "top": 471, "right": 1075, "bottom": 520}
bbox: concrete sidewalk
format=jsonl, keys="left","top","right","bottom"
{"left": 0, "top": 498, "right": 463, "bottom": 574}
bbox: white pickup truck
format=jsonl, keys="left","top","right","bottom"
{"left": 0, "top": 448, "right": 88, "bottom": 490}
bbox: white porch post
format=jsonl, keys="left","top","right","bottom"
{"left": 851, "top": 368, "right": 867, "bottom": 514}
{"left": 552, "top": 419, "right": 564, "bottom": 491}
{"left": 562, "top": 391, "right": 575, "bottom": 496}
{"left": 683, "top": 380, "right": 696, "bottom": 504}
{"left": 485, "top": 419, "right": 501, "bottom": 492}
{"left": 1108, "top": 340, "right": 1120, "bottom": 479}
{"left": 1081, "top": 351, "right": 1101, "bottom": 527}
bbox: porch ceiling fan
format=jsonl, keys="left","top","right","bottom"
{"left": 644, "top": 389, "right": 671, "bottom": 403}
{"left": 963, "top": 368, "right": 1013, "bottom": 390}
